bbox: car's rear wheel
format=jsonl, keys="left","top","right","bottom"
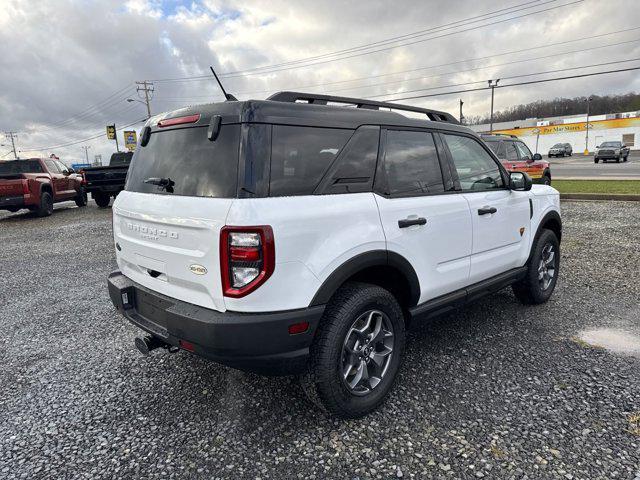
{"left": 75, "top": 187, "right": 87, "bottom": 207}
{"left": 36, "top": 191, "right": 53, "bottom": 217}
{"left": 301, "top": 282, "right": 405, "bottom": 418}
{"left": 512, "top": 229, "right": 560, "bottom": 305}
{"left": 93, "top": 192, "right": 111, "bottom": 208}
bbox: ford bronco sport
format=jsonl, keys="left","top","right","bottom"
{"left": 482, "top": 134, "right": 552, "bottom": 185}
{"left": 108, "top": 92, "right": 562, "bottom": 418}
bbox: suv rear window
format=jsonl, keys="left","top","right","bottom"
{"left": 269, "top": 126, "right": 352, "bottom": 196}
{"left": 126, "top": 125, "right": 240, "bottom": 198}
{"left": 0, "top": 160, "right": 44, "bottom": 174}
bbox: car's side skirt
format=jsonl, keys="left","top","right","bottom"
{"left": 409, "top": 266, "right": 527, "bottom": 320}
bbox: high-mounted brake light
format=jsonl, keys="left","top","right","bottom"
{"left": 157, "top": 114, "right": 201, "bottom": 128}
{"left": 220, "top": 226, "right": 275, "bottom": 298}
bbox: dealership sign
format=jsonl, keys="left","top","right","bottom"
{"left": 124, "top": 130, "right": 137, "bottom": 151}
{"left": 495, "top": 117, "right": 640, "bottom": 137}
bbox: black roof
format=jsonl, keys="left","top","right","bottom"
{"left": 147, "top": 91, "right": 474, "bottom": 136}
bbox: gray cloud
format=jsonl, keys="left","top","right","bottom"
{"left": 1, "top": 0, "right": 639, "bottom": 164}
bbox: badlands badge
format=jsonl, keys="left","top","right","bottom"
{"left": 189, "top": 264, "right": 207, "bottom": 275}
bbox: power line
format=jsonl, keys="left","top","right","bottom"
{"left": 383, "top": 65, "right": 640, "bottom": 102}
{"left": 365, "top": 57, "right": 640, "bottom": 99}
{"left": 153, "top": 36, "right": 640, "bottom": 102}
{"left": 150, "top": 0, "right": 582, "bottom": 83}
{"left": 21, "top": 118, "right": 147, "bottom": 152}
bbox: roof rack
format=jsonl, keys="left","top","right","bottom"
{"left": 480, "top": 132, "right": 519, "bottom": 139}
{"left": 267, "top": 91, "right": 459, "bottom": 124}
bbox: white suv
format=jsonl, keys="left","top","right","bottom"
{"left": 108, "top": 92, "right": 561, "bottom": 418}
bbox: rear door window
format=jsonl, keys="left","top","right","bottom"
{"left": 382, "top": 129, "right": 444, "bottom": 196}
{"left": 269, "top": 126, "right": 352, "bottom": 196}
{"left": 126, "top": 125, "right": 240, "bottom": 198}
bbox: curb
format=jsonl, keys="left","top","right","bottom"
{"left": 560, "top": 193, "right": 640, "bottom": 201}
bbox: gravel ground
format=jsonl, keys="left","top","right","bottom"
{"left": 0, "top": 200, "right": 639, "bottom": 480}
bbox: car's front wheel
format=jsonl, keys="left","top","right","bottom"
{"left": 512, "top": 229, "right": 560, "bottom": 305}
{"left": 302, "top": 282, "right": 405, "bottom": 418}
{"left": 594, "top": 158, "right": 599, "bottom": 163}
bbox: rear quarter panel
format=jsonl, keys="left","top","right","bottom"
{"left": 224, "top": 193, "right": 385, "bottom": 312}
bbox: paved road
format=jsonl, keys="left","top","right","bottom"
{"left": 1, "top": 201, "right": 639, "bottom": 479}
{"left": 548, "top": 150, "right": 640, "bottom": 180}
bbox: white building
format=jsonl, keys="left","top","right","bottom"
{"left": 469, "top": 111, "right": 640, "bottom": 154}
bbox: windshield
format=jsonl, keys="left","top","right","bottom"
{"left": 0, "top": 160, "right": 44, "bottom": 174}
{"left": 600, "top": 141, "right": 621, "bottom": 147}
{"left": 125, "top": 125, "right": 240, "bottom": 198}
{"left": 110, "top": 151, "right": 133, "bottom": 166}
{"left": 552, "top": 144, "right": 564, "bottom": 148}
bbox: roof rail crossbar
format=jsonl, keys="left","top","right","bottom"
{"left": 267, "top": 91, "right": 459, "bottom": 124}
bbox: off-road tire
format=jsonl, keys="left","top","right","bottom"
{"left": 93, "top": 192, "right": 111, "bottom": 208}
{"left": 512, "top": 229, "right": 560, "bottom": 305}
{"left": 36, "top": 191, "right": 53, "bottom": 217}
{"left": 75, "top": 187, "right": 87, "bottom": 207}
{"left": 301, "top": 282, "right": 405, "bottom": 418}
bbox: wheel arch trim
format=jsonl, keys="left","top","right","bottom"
{"left": 309, "top": 250, "right": 421, "bottom": 307}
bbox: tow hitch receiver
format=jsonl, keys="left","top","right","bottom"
{"left": 134, "top": 335, "right": 177, "bottom": 355}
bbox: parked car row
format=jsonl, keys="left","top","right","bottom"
{"left": 0, "top": 151, "right": 133, "bottom": 216}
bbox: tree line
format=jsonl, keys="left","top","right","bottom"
{"left": 466, "top": 92, "right": 640, "bottom": 125}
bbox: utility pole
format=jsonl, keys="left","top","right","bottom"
{"left": 81, "top": 146, "right": 91, "bottom": 164}
{"left": 459, "top": 99, "right": 464, "bottom": 124}
{"left": 4, "top": 132, "right": 18, "bottom": 159}
{"left": 488, "top": 79, "right": 500, "bottom": 134}
{"left": 584, "top": 95, "right": 593, "bottom": 155}
{"left": 135, "top": 81, "right": 154, "bottom": 119}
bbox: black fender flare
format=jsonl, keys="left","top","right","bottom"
{"left": 527, "top": 209, "right": 562, "bottom": 264}
{"left": 309, "top": 250, "right": 421, "bottom": 307}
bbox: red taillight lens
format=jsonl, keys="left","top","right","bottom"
{"left": 21, "top": 180, "right": 29, "bottom": 195}
{"left": 220, "top": 226, "right": 275, "bottom": 298}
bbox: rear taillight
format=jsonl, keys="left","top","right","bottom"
{"left": 220, "top": 226, "right": 275, "bottom": 298}
{"left": 21, "top": 180, "right": 29, "bottom": 195}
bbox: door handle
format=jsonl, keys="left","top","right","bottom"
{"left": 478, "top": 206, "right": 497, "bottom": 215}
{"left": 398, "top": 217, "right": 427, "bottom": 228}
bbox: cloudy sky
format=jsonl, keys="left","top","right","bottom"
{"left": 1, "top": 0, "right": 639, "bottom": 164}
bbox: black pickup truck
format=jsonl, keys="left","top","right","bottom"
{"left": 81, "top": 152, "right": 132, "bottom": 207}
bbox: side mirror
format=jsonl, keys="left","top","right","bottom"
{"left": 67, "top": 167, "right": 75, "bottom": 174}
{"left": 532, "top": 153, "right": 542, "bottom": 161}
{"left": 596, "top": 145, "right": 600, "bottom": 149}
{"left": 510, "top": 172, "right": 532, "bottom": 191}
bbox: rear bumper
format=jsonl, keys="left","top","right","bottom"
{"left": 0, "top": 195, "right": 25, "bottom": 209}
{"left": 107, "top": 271, "right": 325, "bottom": 375}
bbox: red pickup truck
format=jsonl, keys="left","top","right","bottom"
{"left": 0, "top": 158, "right": 87, "bottom": 216}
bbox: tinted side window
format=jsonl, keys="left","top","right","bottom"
{"left": 443, "top": 134, "right": 505, "bottom": 191}
{"left": 45, "top": 160, "right": 60, "bottom": 173}
{"left": 55, "top": 160, "right": 68, "bottom": 174}
{"left": 270, "top": 126, "right": 352, "bottom": 196}
{"left": 485, "top": 141, "right": 500, "bottom": 156}
{"left": 383, "top": 130, "right": 444, "bottom": 195}
{"left": 504, "top": 141, "right": 518, "bottom": 160}
{"left": 315, "top": 126, "right": 379, "bottom": 195}
{"left": 514, "top": 142, "right": 532, "bottom": 160}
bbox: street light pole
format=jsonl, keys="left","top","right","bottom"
{"left": 488, "top": 79, "right": 500, "bottom": 134}
{"left": 81, "top": 146, "right": 91, "bottom": 164}
{"left": 584, "top": 95, "right": 593, "bottom": 155}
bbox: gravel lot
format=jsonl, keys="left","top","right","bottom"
{"left": 1, "top": 200, "right": 639, "bottom": 479}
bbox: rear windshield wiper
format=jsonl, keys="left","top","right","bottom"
{"left": 144, "top": 177, "right": 175, "bottom": 193}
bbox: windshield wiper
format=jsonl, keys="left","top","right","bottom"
{"left": 144, "top": 177, "right": 175, "bottom": 193}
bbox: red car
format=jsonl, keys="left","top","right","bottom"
{"left": 482, "top": 134, "right": 551, "bottom": 185}
{"left": 0, "top": 157, "right": 87, "bottom": 216}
